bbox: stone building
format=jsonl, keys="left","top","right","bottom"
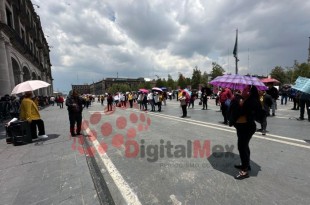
{"left": 0, "top": 0, "right": 53, "bottom": 97}
{"left": 71, "top": 84, "right": 90, "bottom": 95}
{"left": 72, "top": 77, "right": 147, "bottom": 95}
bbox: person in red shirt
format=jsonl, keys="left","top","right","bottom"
{"left": 58, "top": 95, "right": 64, "bottom": 109}
{"left": 219, "top": 87, "right": 233, "bottom": 124}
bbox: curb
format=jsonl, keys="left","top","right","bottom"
{"left": 82, "top": 135, "right": 116, "bottom": 205}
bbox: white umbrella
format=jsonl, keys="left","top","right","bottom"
{"left": 11, "top": 80, "right": 51, "bottom": 94}
{"left": 152, "top": 87, "right": 163, "bottom": 92}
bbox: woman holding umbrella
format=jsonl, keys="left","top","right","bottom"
{"left": 229, "top": 85, "right": 261, "bottom": 180}
{"left": 20, "top": 91, "right": 48, "bottom": 139}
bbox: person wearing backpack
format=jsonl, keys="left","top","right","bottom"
{"left": 66, "top": 90, "right": 85, "bottom": 136}
{"left": 107, "top": 93, "right": 113, "bottom": 111}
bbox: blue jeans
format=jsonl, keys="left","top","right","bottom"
{"left": 281, "top": 95, "right": 288, "bottom": 105}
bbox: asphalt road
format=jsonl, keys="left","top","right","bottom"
{"left": 80, "top": 99, "right": 310, "bottom": 205}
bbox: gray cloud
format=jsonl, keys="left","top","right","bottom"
{"left": 33, "top": 0, "right": 310, "bottom": 93}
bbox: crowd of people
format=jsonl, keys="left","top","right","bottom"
{"left": 1, "top": 92, "right": 68, "bottom": 140}
{"left": 1, "top": 83, "right": 309, "bottom": 180}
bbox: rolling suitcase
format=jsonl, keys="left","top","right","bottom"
{"left": 6, "top": 120, "right": 32, "bottom": 145}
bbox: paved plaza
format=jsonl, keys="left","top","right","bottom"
{"left": 0, "top": 99, "right": 309, "bottom": 205}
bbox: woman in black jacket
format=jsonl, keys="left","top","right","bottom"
{"left": 66, "top": 90, "right": 85, "bottom": 136}
{"left": 229, "top": 86, "right": 261, "bottom": 180}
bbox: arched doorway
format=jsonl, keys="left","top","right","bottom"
{"left": 11, "top": 58, "right": 21, "bottom": 86}
{"left": 22, "top": 66, "right": 31, "bottom": 81}
{"left": 31, "top": 72, "right": 37, "bottom": 80}
{"left": 31, "top": 72, "right": 39, "bottom": 96}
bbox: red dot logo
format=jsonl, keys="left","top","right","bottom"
{"left": 101, "top": 122, "right": 112, "bottom": 137}
{"left": 112, "top": 134, "right": 124, "bottom": 148}
{"left": 116, "top": 116, "right": 127, "bottom": 129}
{"left": 71, "top": 104, "right": 152, "bottom": 158}
{"left": 90, "top": 112, "right": 102, "bottom": 125}
{"left": 140, "top": 113, "right": 146, "bottom": 122}
{"left": 127, "top": 127, "right": 137, "bottom": 138}
{"left": 130, "top": 113, "right": 138, "bottom": 123}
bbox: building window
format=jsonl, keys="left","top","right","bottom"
{"left": 5, "top": 7, "right": 13, "bottom": 28}
{"left": 21, "top": 29, "right": 25, "bottom": 41}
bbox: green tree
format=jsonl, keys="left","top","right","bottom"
{"left": 191, "top": 66, "right": 202, "bottom": 89}
{"left": 292, "top": 62, "right": 310, "bottom": 80}
{"left": 136, "top": 82, "right": 152, "bottom": 90}
{"left": 270, "top": 66, "right": 288, "bottom": 84}
{"left": 201, "top": 71, "right": 209, "bottom": 85}
{"left": 210, "top": 62, "right": 225, "bottom": 80}
{"left": 167, "top": 74, "right": 175, "bottom": 90}
{"left": 285, "top": 68, "right": 294, "bottom": 84}
{"left": 107, "top": 84, "right": 131, "bottom": 94}
{"left": 162, "top": 78, "right": 167, "bottom": 87}
{"left": 185, "top": 78, "right": 191, "bottom": 88}
{"left": 177, "top": 73, "right": 187, "bottom": 89}
{"left": 156, "top": 78, "right": 165, "bottom": 87}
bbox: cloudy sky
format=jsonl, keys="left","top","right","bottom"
{"left": 32, "top": 0, "right": 310, "bottom": 93}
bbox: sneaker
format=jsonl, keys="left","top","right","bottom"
{"left": 38, "top": 135, "right": 48, "bottom": 139}
{"left": 297, "top": 117, "right": 304, "bottom": 121}
{"left": 234, "top": 171, "right": 249, "bottom": 180}
{"left": 262, "top": 130, "right": 266, "bottom": 135}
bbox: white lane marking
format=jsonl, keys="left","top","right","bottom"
{"left": 144, "top": 111, "right": 306, "bottom": 143}
{"left": 84, "top": 127, "right": 142, "bottom": 205}
{"left": 131, "top": 110, "right": 310, "bottom": 150}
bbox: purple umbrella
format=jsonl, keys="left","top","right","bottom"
{"left": 209, "top": 74, "right": 267, "bottom": 90}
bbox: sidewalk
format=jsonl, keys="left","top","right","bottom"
{"left": 0, "top": 105, "right": 100, "bottom": 205}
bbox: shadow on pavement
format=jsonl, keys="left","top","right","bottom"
{"left": 0, "top": 123, "right": 7, "bottom": 139}
{"left": 33, "top": 134, "right": 60, "bottom": 146}
{"left": 208, "top": 152, "right": 261, "bottom": 177}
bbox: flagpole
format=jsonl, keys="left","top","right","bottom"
{"left": 233, "top": 29, "right": 239, "bottom": 74}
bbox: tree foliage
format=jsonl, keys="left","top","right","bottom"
{"left": 107, "top": 84, "right": 131, "bottom": 94}
{"left": 210, "top": 62, "right": 225, "bottom": 80}
{"left": 155, "top": 78, "right": 165, "bottom": 87}
{"left": 201, "top": 71, "right": 209, "bottom": 85}
{"left": 191, "top": 66, "right": 202, "bottom": 89}
{"left": 270, "top": 66, "right": 287, "bottom": 84}
{"left": 292, "top": 62, "right": 310, "bottom": 80}
{"left": 185, "top": 78, "right": 191, "bottom": 88}
{"left": 269, "top": 62, "right": 310, "bottom": 84}
{"left": 177, "top": 73, "right": 187, "bottom": 89}
{"left": 167, "top": 74, "right": 175, "bottom": 89}
{"left": 134, "top": 82, "right": 152, "bottom": 91}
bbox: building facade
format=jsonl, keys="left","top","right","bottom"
{"left": 71, "top": 84, "right": 90, "bottom": 95}
{"left": 0, "top": 0, "right": 53, "bottom": 97}
{"left": 72, "top": 77, "right": 147, "bottom": 95}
